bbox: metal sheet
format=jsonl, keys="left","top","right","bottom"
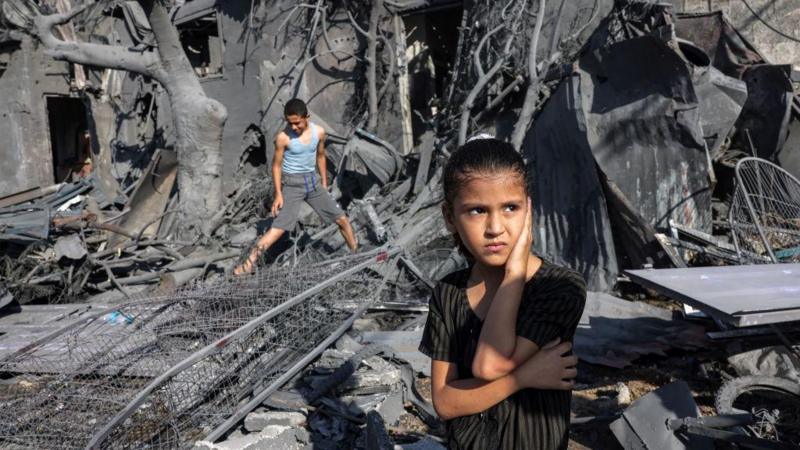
{"left": 525, "top": 32, "right": 718, "bottom": 290}
{"left": 108, "top": 149, "right": 177, "bottom": 248}
{"left": 0, "top": 208, "right": 51, "bottom": 242}
{"left": 626, "top": 264, "right": 800, "bottom": 326}
{"left": 0, "top": 184, "right": 62, "bottom": 209}
{"left": 611, "top": 380, "right": 712, "bottom": 450}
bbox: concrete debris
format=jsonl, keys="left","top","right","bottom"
{"left": 615, "top": 382, "right": 632, "bottom": 407}
{"left": 346, "top": 388, "right": 405, "bottom": 426}
{"left": 195, "top": 425, "right": 310, "bottom": 450}
{"left": 341, "top": 370, "right": 401, "bottom": 395}
{"left": 244, "top": 411, "right": 307, "bottom": 433}
{"left": 261, "top": 390, "right": 310, "bottom": 412}
{"left": 360, "top": 330, "right": 431, "bottom": 376}
{"left": 53, "top": 234, "right": 87, "bottom": 261}
{"left": 728, "top": 346, "right": 800, "bottom": 382}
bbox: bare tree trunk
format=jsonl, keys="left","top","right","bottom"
{"left": 366, "top": 0, "right": 383, "bottom": 131}
{"left": 144, "top": 0, "right": 227, "bottom": 236}
{"left": 510, "top": 0, "right": 546, "bottom": 151}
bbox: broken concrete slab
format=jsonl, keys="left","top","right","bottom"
{"left": 262, "top": 390, "right": 309, "bottom": 412}
{"left": 359, "top": 330, "right": 430, "bottom": 376}
{"left": 339, "top": 357, "right": 402, "bottom": 394}
{"left": 345, "top": 387, "right": 405, "bottom": 426}
{"left": 375, "top": 388, "right": 404, "bottom": 426}
{"left": 728, "top": 345, "right": 800, "bottom": 382}
{"left": 244, "top": 411, "right": 306, "bottom": 433}
{"left": 335, "top": 333, "right": 364, "bottom": 354}
{"left": 196, "top": 424, "right": 310, "bottom": 450}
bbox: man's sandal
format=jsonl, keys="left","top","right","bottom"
{"left": 233, "top": 255, "right": 257, "bottom": 276}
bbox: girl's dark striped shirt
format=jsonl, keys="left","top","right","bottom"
{"left": 419, "top": 260, "right": 586, "bottom": 450}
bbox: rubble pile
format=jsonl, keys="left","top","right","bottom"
{"left": 0, "top": 0, "right": 799, "bottom": 449}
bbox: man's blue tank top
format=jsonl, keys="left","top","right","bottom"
{"left": 282, "top": 123, "right": 319, "bottom": 174}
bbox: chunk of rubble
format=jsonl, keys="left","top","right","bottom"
{"left": 194, "top": 425, "right": 310, "bottom": 450}
{"left": 340, "top": 356, "right": 402, "bottom": 393}
{"left": 244, "top": 410, "right": 306, "bottom": 432}
{"left": 727, "top": 345, "right": 800, "bottom": 382}
{"left": 344, "top": 386, "right": 405, "bottom": 426}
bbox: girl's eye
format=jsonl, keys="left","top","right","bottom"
{"left": 504, "top": 204, "right": 519, "bottom": 212}
{"left": 467, "top": 207, "right": 485, "bottom": 216}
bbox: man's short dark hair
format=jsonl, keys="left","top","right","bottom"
{"left": 284, "top": 98, "right": 308, "bottom": 117}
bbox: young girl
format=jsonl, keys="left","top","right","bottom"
{"left": 419, "top": 138, "right": 586, "bottom": 450}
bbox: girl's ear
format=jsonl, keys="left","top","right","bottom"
{"left": 441, "top": 203, "right": 456, "bottom": 233}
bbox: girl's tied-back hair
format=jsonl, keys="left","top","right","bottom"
{"left": 442, "top": 138, "right": 529, "bottom": 258}
{"left": 442, "top": 138, "right": 529, "bottom": 209}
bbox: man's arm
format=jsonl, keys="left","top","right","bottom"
{"left": 271, "top": 134, "right": 288, "bottom": 217}
{"left": 315, "top": 127, "right": 328, "bottom": 189}
{"left": 431, "top": 339, "right": 577, "bottom": 420}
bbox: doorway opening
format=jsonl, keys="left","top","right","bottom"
{"left": 46, "top": 96, "right": 90, "bottom": 183}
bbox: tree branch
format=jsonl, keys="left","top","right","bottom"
{"left": 511, "top": 0, "right": 546, "bottom": 151}
{"left": 457, "top": 34, "right": 515, "bottom": 146}
{"left": 347, "top": 9, "right": 369, "bottom": 37}
{"left": 474, "top": 24, "right": 503, "bottom": 79}
{"left": 43, "top": 1, "right": 91, "bottom": 25}
{"left": 32, "top": 4, "right": 163, "bottom": 82}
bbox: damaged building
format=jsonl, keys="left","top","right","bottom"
{"left": 0, "top": 0, "right": 799, "bottom": 449}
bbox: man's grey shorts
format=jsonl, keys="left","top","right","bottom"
{"left": 272, "top": 172, "right": 345, "bottom": 230}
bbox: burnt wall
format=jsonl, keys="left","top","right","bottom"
{"left": 0, "top": 37, "right": 74, "bottom": 197}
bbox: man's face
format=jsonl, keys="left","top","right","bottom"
{"left": 285, "top": 114, "right": 309, "bottom": 135}
{"left": 443, "top": 172, "right": 529, "bottom": 268}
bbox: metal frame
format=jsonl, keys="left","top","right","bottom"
{"left": 730, "top": 157, "right": 800, "bottom": 264}
{"left": 85, "top": 247, "right": 399, "bottom": 449}
{"left": 203, "top": 303, "right": 370, "bottom": 443}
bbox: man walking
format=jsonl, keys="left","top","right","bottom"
{"left": 234, "top": 99, "right": 358, "bottom": 275}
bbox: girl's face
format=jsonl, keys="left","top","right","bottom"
{"left": 444, "top": 171, "right": 529, "bottom": 268}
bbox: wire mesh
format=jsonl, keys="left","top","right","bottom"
{"left": 729, "top": 157, "right": 800, "bottom": 264}
{"left": 0, "top": 251, "right": 392, "bottom": 449}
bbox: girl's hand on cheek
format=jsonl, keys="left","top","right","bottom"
{"left": 506, "top": 197, "right": 532, "bottom": 278}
